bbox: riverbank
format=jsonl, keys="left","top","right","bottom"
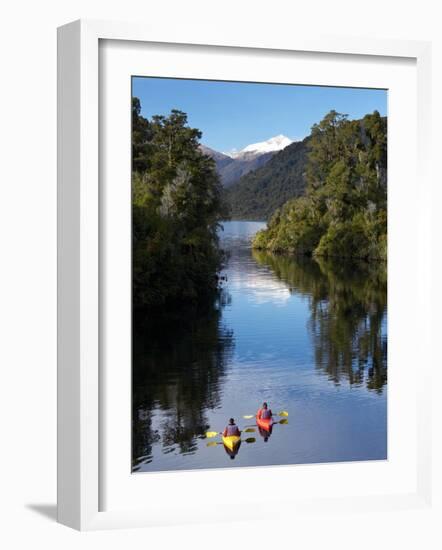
{"left": 251, "top": 205, "right": 387, "bottom": 261}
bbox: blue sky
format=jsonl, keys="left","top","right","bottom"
{"left": 132, "top": 77, "right": 387, "bottom": 153}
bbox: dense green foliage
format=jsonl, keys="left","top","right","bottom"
{"left": 132, "top": 98, "right": 227, "bottom": 308}
{"left": 224, "top": 139, "right": 309, "bottom": 220}
{"left": 253, "top": 111, "right": 387, "bottom": 260}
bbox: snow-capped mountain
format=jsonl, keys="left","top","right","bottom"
{"left": 225, "top": 135, "right": 293, "bottom": 159}
{"left": 200, "top": 135, "right": 294, "bottom": 187}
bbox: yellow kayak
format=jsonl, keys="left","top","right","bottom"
{"left": 222, "top": 434, "right": 241, "bottom": 452}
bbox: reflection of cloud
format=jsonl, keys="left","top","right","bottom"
{"left": 230, "top": 271, "right": 291, "bottom": 306}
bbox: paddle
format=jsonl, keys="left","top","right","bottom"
{"left": 207, "top": 437, "right": 256, "bottom": 447}
{"left": 205, "top": 429, "right": 253, "bottom": 438}
{"left": 205, "top": 431, "right": 241, "bottom": 439}
{"left": 243, "top": 410, "right": 289, "bottom": 419}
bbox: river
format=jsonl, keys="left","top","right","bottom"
{"left": 133, "top": 220, "right": 387, "bottom": 472}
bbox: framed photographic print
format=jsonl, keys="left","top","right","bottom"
{"left": 57, "top": 19, "right": 433, "bottom": 530}
{"left": 130, "top": 77, "right": 388, "bottom": 473}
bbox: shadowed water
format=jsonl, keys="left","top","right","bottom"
{"left": 133, "top": 221, "right": 387, "bottom": 472}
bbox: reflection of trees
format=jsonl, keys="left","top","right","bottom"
{"left": 252, "top": 251, "right": 387, "bottom": 393}
{"left": 132, "top": 294, "right": 234, "bottom": 470}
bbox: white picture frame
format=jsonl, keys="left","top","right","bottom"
{"left": 57, "top": 19, "right": 433, "bottom": 531}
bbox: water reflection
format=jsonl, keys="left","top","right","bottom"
{"left": 132, "top": 298, "right": 235, "bottom": 470}
{"left": 133, "top": 221, "right": 387, "bottom": 471}
{"left": 257, "top": 426, "right": 273, "bottom": 442}
{"left": 252, "top": 251, "right": 387, "bottom": 393}
{"left": 223, "top": 439, "right": 242, "bottom": 460}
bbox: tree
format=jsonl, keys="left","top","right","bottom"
{"left": 132, "top": 101, "right": 227, "bottom": 309}
{"left": 132, "top": 97, "right": 152, "bottom": 172}
{"left": 253, "top": 111, "right": 387, "bottom": 260}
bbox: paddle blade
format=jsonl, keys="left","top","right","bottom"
{"left": 243, "top": 415, "right": 254, "bottom": 419}
{"left": 244, "top": 428, "right": 256, "bottom": 433}
{"left": 206, "top": 441, "right": 218, "bottom": 448}
{"left": 279, "top": 418, "right": 288, "bottom": 425}
{"left": 245, "top": 437, "right": 256, "bottom": 444}
{"left": 278, "top": 411, "right": 289, "bottom": 417}
{"left": 206, "top": 431, "right": 219, "bottom": 438}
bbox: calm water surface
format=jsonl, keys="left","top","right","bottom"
{"left": 133, "top": 221, "right": 387, "bottom": 472}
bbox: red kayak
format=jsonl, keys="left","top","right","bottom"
{"left": 256, "top": 415, "right": 273, "bottom": 431}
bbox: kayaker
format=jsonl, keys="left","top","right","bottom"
{"left": 257, "top": 402, "right": 273, "bottom": 420}
{"left": 222, "top": 418, "right": 241, "bottom": 437}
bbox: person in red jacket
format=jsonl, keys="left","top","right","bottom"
{"left": 257, "top": 402, "right": 273, "bottom": 420}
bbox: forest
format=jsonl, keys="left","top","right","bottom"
{"left": 132, "top": 101, "right": 387, "bottom": 315}
{"left": 132, "top": 97, "right": 227, "bottom": 309}
{"left": 252, "top": 111, "right": 387, "bottom": 260}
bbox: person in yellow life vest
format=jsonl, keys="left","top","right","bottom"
{"left": 257, "top": 402, "right": 273, "bottom": 420}
{"left": 222, "top": 418, "right": 241, "bottom": 437}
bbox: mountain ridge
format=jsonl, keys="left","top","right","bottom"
{"left": 223, "top": 137, "right": 310, "bottom": 221}
{"left": 222, "top": 114, "right": 386, "bottom": 222}
{"left": 224, "top": 134, "right": 293, "bottom": 159}
{"left": 200, "top": 135, "right": 293, "bottom": 188}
